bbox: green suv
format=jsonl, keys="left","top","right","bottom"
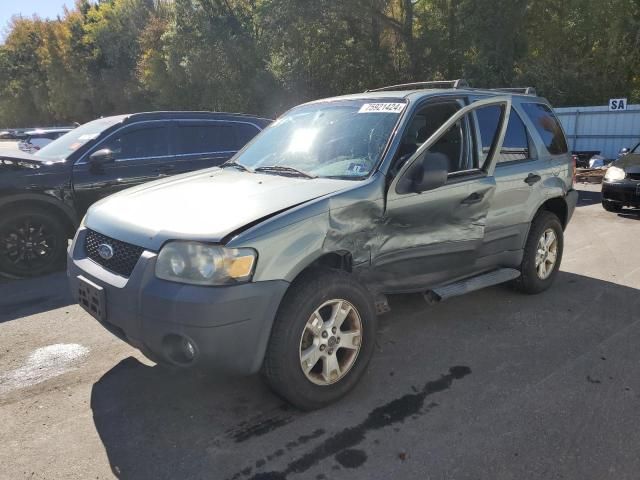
{"left": 68, "top": 80, "right": 578, "bottom": 410}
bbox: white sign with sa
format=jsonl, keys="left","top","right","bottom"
{"left": 609, "top": 98, "right": 628, "bottom": 111}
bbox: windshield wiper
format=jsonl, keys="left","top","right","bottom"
{"left": 221, "top": 161, "right": 254, "bottom": 173}
{"left": 254, "top": 165, "right": 317, "bottom": 179}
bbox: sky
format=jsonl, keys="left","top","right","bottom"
{"left": 1, "top": 0, "right": 73, "bottom": 41}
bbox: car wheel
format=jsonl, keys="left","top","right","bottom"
{"left": 602, "top": 200, "right": 623, "bottom": 212}
{"left": 513, "top": 211, "right": 563, "bottom": 295}
{"left": 0, "top": 207, "right": 68, "bottom": 278}
{"left": 262, "top": 268, "right": 377, "bottom": 410}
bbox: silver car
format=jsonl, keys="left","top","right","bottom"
{"left": 18, "top": 128, "right": 73, "bottom": 153}
{"left": 68, "top": 80, "right": 578, "bottom": 409}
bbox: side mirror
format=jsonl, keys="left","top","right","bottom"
{"left": 618, "top": 147, "right": 630, "bottom": 158}
{"left": 89, "top": 148, "right": 114, "bottom": 166}
{"left": 396, "top": 152, "right": 449, "bottom": 194}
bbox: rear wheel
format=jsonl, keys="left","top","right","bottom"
{"left": 513, "top": 211, "right": 563, "bottom": 294}
{"left": 262, "top": 268, "right": 377, "bottom": 410}
{"left": 0, "top": 207, "right": 68, "bottom": 278}
{"left": 602, "top": 200, "right": 623, "bottom": 212}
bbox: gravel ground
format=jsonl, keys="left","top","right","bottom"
{"left": 1, "top": 184, "right": 639, "bottom": 480}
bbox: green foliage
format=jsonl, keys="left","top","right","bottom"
{"left": 0, "top": 0, "right": 639, "bottom": 126}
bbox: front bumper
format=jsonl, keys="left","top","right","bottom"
{"left": 67, "top": 228, "right": 289, "bottom": 375}
{"left": 602, "top": 180, "right": 640, "bottom": 207}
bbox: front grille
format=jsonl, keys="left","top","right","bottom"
{"left": 84, "top": 229, "right": 144, "bottom": 277}
{"left": 627, "top": 172, "right": 640, "bottom": 181}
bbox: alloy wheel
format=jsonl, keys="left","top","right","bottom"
{"left": 0, "top": 217, "right": 58, "bottom": 272}
{"left": 535, "top": 228, "right": 558, "bottom": 280}
{"left": 299, "top": 299, "right": 363, "bottom": 386}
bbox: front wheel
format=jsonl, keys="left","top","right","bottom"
{"left": 262, "top": 268, "right": 377, "bottom": 410}
{"left": 0, "top": 207, "right": 68, "bottom": 278}
{"left": 513, "top": 211, "right": 564, "bottom": 294}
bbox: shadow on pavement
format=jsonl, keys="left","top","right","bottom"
{"left": 90, "top": 271, "right": 640, "bottom": 480}
{"left": 618, "top": 209, "right": 640, "bottom": 220}
{"left": 0, "top": 271, "right": 74, "bottom": 323}
{"left": 576, "top": 187, "right": 601, "bottom": 207}
{"left": 91, "top": 357, "right": 291, "bottom": 479}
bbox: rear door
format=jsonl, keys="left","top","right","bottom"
{"left": 71, "top": 121, "right": 172, "bottom": 215}
{"left": 171, "top": 120, "right": 261, "bottom": 173}
{"left": 474, "top": 102, "right": 548, "bottom": 256}
{"left": 373, "top": 97, "right": 511, "bottom": 292}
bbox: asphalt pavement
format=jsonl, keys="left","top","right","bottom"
{"left": 1, "top": 184, "right": 639, "bottom": 480}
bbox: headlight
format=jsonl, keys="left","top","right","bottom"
{"left": 155, "top": 241, "right": 256, "bottom": 285}
{"left": 604, "top": 166, "right": 626, "bottom": 181}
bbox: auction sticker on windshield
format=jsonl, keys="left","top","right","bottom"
{"left": 358, "top": 103, "right": 406, "bottom": 113}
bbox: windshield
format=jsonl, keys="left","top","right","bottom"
{"left": 233, "top": 100, "right": 406, "bottom": 178}
{"left": 632, "top": 142, "right": 640, "bottom": 154}
{"left": 35, "top": 117, "right": 124, "bottom": 160}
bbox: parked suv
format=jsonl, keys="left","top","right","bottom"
{"left": 0, "top": 111, "right": 270, "bottom": 277}
{"left": 68, "top": 81, "right": 577, "bottom": 409}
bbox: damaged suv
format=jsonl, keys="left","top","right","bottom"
{"left": 68, "top": 80, "right": 578, "bottom": 410}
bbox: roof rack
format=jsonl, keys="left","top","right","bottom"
{"left": 489, "top": 87, "right": 537, "bottom": 96}
{"left": 366, "top": 79, "right": 469, "bottom": 92}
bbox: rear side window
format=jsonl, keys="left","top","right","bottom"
{"left": 475, "top": 106, "right": 531, "bottom": 164}
{"left": 102, "top": 126, "right": 169, "bottom": 160}
{"left": 176, "top": 123, "right": 240, "bottom": 155}
{"left": 521, "top": 103, "right": 568, "bottom": 155}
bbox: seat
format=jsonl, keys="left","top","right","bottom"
{"left": 430, "top": 126, "right": 462, "bottom": 172}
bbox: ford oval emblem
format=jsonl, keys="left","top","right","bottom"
{"left": 97, "top": 243, "right": 114, "bottom": 260}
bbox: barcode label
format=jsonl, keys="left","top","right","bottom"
{"left": 358, "top": 103, "right": 406, "bottom": 113}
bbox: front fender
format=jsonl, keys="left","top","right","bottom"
{"left": 228, "top": 176, "right": 386, "bottom": 283}
{"left": 0, "top": 192, "right": 79, "bottom": 227}
{"left": 230, "top": 210, "right": 331, "bottom": 282}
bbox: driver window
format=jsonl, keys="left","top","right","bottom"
{"left": 100, "top": 126, "right": 169, "bottom": 161}
{"left": 391, "top": 101, "right": 470, "bottom": 176}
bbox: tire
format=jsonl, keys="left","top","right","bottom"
{"left": 0, "top": 207, "right": 68, "bottom": 278}
{"left": 602, "top": 200, "right": 622, "bottom": 212}
{"left": 262, "top": 268, "right": 377, "bottom": 410}
{"left": 513, "top": 211, "right": 563, "bottom": 295}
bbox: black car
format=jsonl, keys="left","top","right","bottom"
{"left": 0, "top": 111, "right": 271, "bottom": 278}
{"left": 602, "top": 143, "right": 640, "bottom": 212}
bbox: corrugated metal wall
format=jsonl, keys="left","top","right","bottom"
{"left": 554, "top": 105, "right": 640, "bottom": 159}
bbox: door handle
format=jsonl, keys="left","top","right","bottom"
{"left": 524, "top": 173, "right": 541, "bottom": 186}
{"left": 461, "top": 192, "right": 484, "bottom": 205}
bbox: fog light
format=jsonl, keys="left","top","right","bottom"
{"left": 163, "top": 334, "right": 198, "bottom": 365}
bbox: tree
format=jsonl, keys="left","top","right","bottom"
{"left": 1, "top": 0, "right": 639, "bottom": 127}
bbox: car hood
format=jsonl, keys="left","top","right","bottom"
{"left": 0, "top": 150, "right": 66, "bottom": 169}
{"left": 614, "top": 153, "right": 640, "bottom": 171}
{"left": 85, "top": 168, "right": 353, "bottom": 251}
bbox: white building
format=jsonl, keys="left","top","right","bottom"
{"left": 554, "top": 104, "right": 640, "bottom": 159}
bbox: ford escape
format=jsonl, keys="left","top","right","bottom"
{"left": 68, "top": 80, "right": 578, "bottom": 410}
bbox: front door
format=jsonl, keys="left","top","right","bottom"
{"left": 372, "top": 97, "right": 511, "bottom": 292}
{"left": 71, "top": 122, "right": 173, "bottom": 216}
